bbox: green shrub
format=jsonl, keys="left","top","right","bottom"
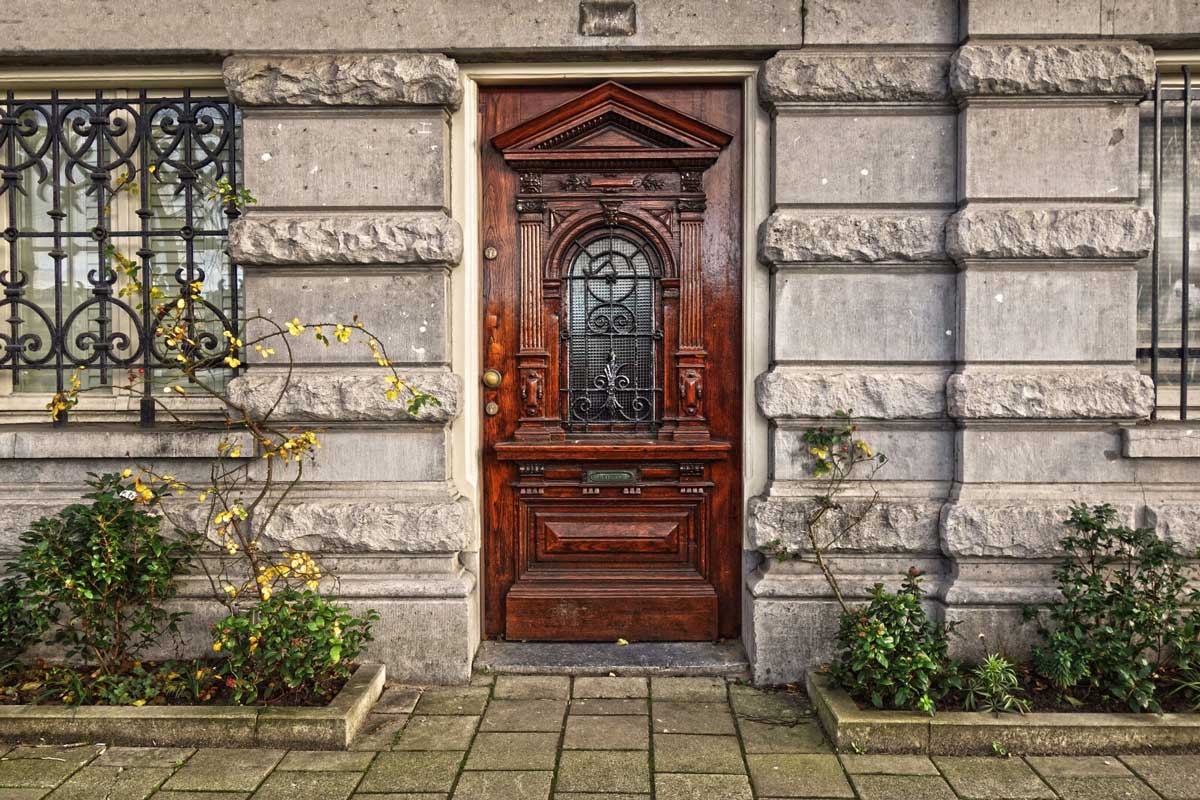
{"left": 6, "top": 473, "right": 199, "bottom": 674}
{"left": 212, "top": 588, "right": 378, "bottom": 704}
{"left": 1030, "top": 502, "right": 1200, "bottom": 712}
{"left": 832, "top": 568, "right": 960, "bottom": 714}
{"left": 964, "top": 652, "right": 1029, "bottom": 714}
{"left": 0, "top": 578, "right": 42, "bottom": 665}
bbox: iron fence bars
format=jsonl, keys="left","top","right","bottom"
{"left": 0, "top": 88, "right": 242, "bottom": 425}
{"left": 1140, "top": 71, "right": 1200, "bottom": 420}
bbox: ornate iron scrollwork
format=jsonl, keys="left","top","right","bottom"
{"left": 0, "top": 89, "right": 243, "bottom": 423}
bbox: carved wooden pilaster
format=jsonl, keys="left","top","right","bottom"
{"left": 516, "top": 192, "right": 554, "bottom": 439}
{"left": 670, "top": 196, "right": 709, "bottom": 439}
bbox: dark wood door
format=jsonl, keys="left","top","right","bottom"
{"left": 480, "top": 81, "right": 743, "bottom": 641}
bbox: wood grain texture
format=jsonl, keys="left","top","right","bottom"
{"left": 480, "top": 81, "right": 744, "bottom": 642}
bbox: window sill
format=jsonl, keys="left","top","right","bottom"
{"left": 1122, "top": 424, "right": 1200, "bottom": 459}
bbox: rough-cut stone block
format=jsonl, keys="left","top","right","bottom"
{"left": 941, "top": 501, "right": 1137, "bottom": 558}
{"left": 803, "top": 0, "right": 958, "bottom": 45}
{"left": 756, "top": 368, "right": 948, "bottom": 420}
{"left": 227, "top": 368, "right": 460, "bottom": 423}
{"left": 958, "top": 268, "right": 1136, "bottom": 362}
{"left": 749, "top": 495, "right": 943, "bottom": 554}
{"left": 775, "top": 271, "right": 956, "bottom": 363}
{"left": 774, "top": 112, "right": 955, "bottom": 205}
{"left": 962, "top": 0, "right": 1104, "bottom": 37}
{"left": 760, "top": 52, "right": 950, "bottom": 103}
{"left": 243, "top": 270, "right": 448, "bottom": 364}
{"left": 951, "top": 42, "right": 1155, "bottom": 98}
{"left": 947, "top": 369, "right": 1154, "bottom": 420}
{"left": 1146, "top": 503, "right": 1200, "bottom": 552}
{"left": 961, "top": 103, "right": 1138, "bottom": 201}
{"left": 244, "top": 110, "right": 448, "bottom": 209}
{"left": 1124, "top": 427, "right": 1200, "bottom": 458}
{"left": 260, "top": 494, "right": 473, "bottom": 553}
{"left": 230, "top": 212, "right": 462, "bottom": 266}
{"left": 946, "top": 206, "right": 1153, "bottom": 261}
{"left": 760, "top": 211, "right": 947, "bottom": 264}
{"left": 223, "top": 53, "right": 462, "bottom": 108}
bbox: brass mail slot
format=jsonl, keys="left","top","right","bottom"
{"left": 584, "top": 468, "right": 638, "bottom": 485}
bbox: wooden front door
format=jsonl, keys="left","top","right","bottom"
{"left": 480, "top": 81, "right": 743, "bottom": 642}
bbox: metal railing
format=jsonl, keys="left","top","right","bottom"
{"left": 1142, "top": 69, "right": 1200, "bottom": 420}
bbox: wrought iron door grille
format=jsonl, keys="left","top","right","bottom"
{"left": 1141, "top": 70, "right": 1200, "bottom": 420}
{"left": 561, "top": 227, "right": 662, "bottom": 432}
{"left": 0, "top": 88, "right": 242, "bottom": 424}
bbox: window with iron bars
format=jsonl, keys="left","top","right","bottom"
{"left": 0, "top": 87, "right": 243, "bottom": 425}
{"left": 1139, "top": 66, "right": 1200, "bottom": 420}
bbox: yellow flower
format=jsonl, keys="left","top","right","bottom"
{"left": 286, "top": 318, "right": 304, "bottom": 336}
{"left": 224, "top": 356, "right": 241, "bottom": 369}
{"left": 809, "top": 447, "right": 828, "bottom": 460}
{"left": 121, "top": 468, "right": 133, "bottom": 478}
{"left": 212, "top": 641, "right": 222, "bottom": 652}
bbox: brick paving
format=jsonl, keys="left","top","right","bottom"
{"left": 0, "top": 675, "right": 1197, "bottom": 799}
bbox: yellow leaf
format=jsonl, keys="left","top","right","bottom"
{"left": 616, "top": 638, "right": 629, "bottom": 646}
{"left": 131, "top": 699, "right": 146, "bottom": 707}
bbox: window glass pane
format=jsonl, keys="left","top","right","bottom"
{"left": 1138, "top": 95, "right": 1200, "bottom": 414}
{"left": 563, "top": 229, "right": 659, "bottom": 430}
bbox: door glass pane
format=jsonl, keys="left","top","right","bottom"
{"left": 563, "top": 229, "right": 660, "bottom": 430}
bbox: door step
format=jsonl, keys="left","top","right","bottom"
{"left": 473, "top": 640, "right": 750, "bottom": 678}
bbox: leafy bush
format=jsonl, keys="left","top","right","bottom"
{"left": 964, "top": 652, "right": 1029, "bottom": 714}
{"left": 1030, "top": 502, "right": 1200, "bottom": 712}
{"left": 832, "top": 568, "right": 960, "bottom": 714}
{"left": 0, "top": 578, "right": 42, "bottom": 665}
{"left": 212, "top": 589, "right": 377, "bottom": 704}
{"left": 5, "top": 473, "right": 199, "bottom": 674}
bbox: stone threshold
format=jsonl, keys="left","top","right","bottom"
{"left": 474, "top": 640, "right": 750, "bottom": 677}
{"left": 0, "top": 663, "right": 384, "bottom": 750}
{"left": 808, "top": 671, "right": 1200, "bottom": 755}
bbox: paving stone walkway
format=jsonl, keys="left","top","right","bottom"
{"left": 1, "top": 674, "right": 1199, "bottom": 799}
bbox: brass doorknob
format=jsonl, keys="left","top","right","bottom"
{"left": 482, "top": 369, "right": 503, "bottom": 389}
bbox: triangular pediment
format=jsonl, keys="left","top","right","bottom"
{"left": 492, "top": 81, "right": 732, "bottom": 170}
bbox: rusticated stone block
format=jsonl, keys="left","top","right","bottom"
{"left": 749, "top": 495, "right": 943, "bottom": 554}
{"left": 223, "top": 53, "right": 462, "bottom": 108}
{"left": 1146, "top": 503, "right": 1200, "bottom": 552}
{"left": 947, "top": 369, "right": 1154, "bottom": 420}
{"left": 227, "top": 368, "right": 460, "bottom": 423}
{"left": 757, "top": 369, "right": 948, "bottom": 420}
{"left": 946, "top": 206, "right": 1152, "bottom": 260}
{"left": 760, "top": 52, "right": 950, "bottom": 104}
{"left": 950, "top": 42, "right": 1155, "bottom": 98}
{"left": 759, "top": 211, "right": 947, "bottom": 264}
{"left": 230, "top": 212, "right": 463, "bottom": 266}
{"left": 260, "top": 495, "right": 473, "bottom": 553}
{"left": 941, "top": 501, "right": 1137, "bottom": 559}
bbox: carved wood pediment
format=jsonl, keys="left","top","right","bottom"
{"left": 491, "top": 81, "right": 733, "bottom": 171}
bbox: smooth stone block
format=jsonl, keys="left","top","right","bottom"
{"left": 774, "top": 111, "right": 955, "bottom": 206}
{"left": 774, "top": 271, "right": 955, "bottom": 363}
{"left": 244, "top": 110, "right": 446, "bottom": 209}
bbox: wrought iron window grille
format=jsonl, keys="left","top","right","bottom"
{"left": 1142, "top": 69, "right": 1200, "bottom": 420}
{"left": 560, "top": 224, "right": 663, "bottom": 433}
{"left": 0, "top": 88, "right": 242, "bottom": 425}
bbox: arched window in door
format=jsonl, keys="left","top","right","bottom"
{"left": 561, "top": 226, "right": 661, "bottom": 431}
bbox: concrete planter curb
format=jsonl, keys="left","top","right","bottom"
{"left": 0, "top": 663, "right": 384, "bottom": 750}
{"left": 807, "top": 671, "right": 1200, "bottom": 755}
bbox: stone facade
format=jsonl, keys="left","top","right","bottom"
{"left": 2, "top": 0, "right": 1198, "bottom": 686}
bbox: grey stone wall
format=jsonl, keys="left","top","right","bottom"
{"left": 221, "top": 53, "right": 472, "bottom": 683}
